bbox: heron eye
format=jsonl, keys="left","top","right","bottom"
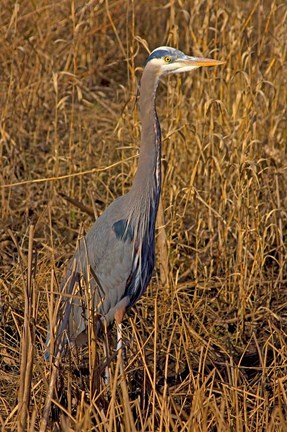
{"left": 164, "top": 56, "right": 172, "bottom": 63}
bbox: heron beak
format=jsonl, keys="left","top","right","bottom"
{"left": 183, "top": 56, "right": 225, "bottom": 67}
{"left": 175, "top": 56, "right": 225, "bottom": 73}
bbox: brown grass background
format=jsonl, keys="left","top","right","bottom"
{"left": 1, "top": 0, "right": 287, "bottom": 430}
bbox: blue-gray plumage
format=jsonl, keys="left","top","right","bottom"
{"left": 46, "top": 46, "right": 224, "bottom": 359}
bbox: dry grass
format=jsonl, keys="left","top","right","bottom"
{"left": 1, "top": 0, "right": 287, "bottom": 430}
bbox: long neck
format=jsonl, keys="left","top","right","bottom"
{"left": 130, "top": 67, "right": 161, "bottom": 210}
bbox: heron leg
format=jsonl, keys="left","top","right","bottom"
{"left": 116, "top": 321, "right": 128, "bottom": 377}
{"left": 114, "top": 307, "right": 125, "bottom": 349}
{"left": 116, "top": 322, "right": 123, "bottom": 352}
{"left": 114, "top": 308, "right": 126, "bottom": 371}
{"left": 103, "top": 339, "right": 110, "bottom": 385}
{"left": 102, "top": 320, "right": 110, "bottom": 385}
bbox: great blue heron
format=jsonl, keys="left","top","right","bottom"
{"left": 46, "top": 46, "right": 223, "bottom": 360}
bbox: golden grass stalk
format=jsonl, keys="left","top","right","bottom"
{"left": 17, "top": 225, "right": 37, "bottom": 431}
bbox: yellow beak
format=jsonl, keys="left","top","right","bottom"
{"left": 181, "top": 56, "right": 225, "bottom": 67}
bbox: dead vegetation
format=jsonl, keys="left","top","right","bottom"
{"left": 1, "top": 0, "right": 287, "bottom": 430}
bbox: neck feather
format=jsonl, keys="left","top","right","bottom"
{"left": 130, "top": 67, "right": 161, "bottom": 208}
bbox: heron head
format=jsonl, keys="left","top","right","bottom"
{"left": 146, "top": 46, "right": 224, "bottom": 76}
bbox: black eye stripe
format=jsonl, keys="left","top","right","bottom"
{"left": 146, "top": 47, "right": 185, "bottom": 64}
{"left": 147, "top": 49, "right": 169, "bottom": 61}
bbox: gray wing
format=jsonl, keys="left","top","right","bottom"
{"left": 49, "top": 196, "right": 135, "bottom": 352}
